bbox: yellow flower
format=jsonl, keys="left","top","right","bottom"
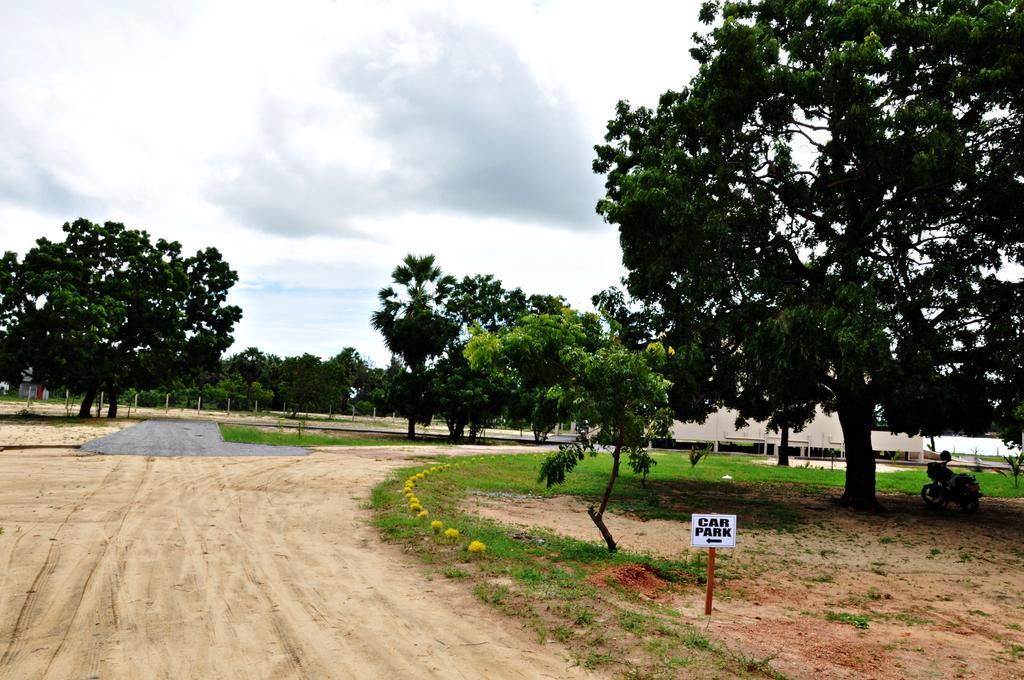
{"left": 431, "top": 520, "right": 443, "bottom": 533}
{"left": 417, "top": 510, "right": 429, "bottom": 519}
{"left": 467, "top": 540, "right": 486, "bottom": 554}
{"left": 410, "top": 503, "right": 423, "bottom": 513}
{"left": 444, "top": 528, "right": 460, "bottom": 540}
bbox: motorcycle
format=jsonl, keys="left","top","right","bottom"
{"left": 921, "top": 461, "right": 981, "bottom": 513}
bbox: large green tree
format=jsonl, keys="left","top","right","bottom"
{"left": 328, "top": 347, "right": 373, "bottom": 413}
{"left": 594, "top": 0, "right": 1024, "bottom": 509}
{"left": 227, "top": 347, "right": 275, "bottom": 411}
{"left": 432, "top": 275, "right": 565, "bottom": 443}
{"left": 0, "top": 219, "right": 242, "bottom": 417}
{"left": 278, "top": 354, "right": 328, "bottom": 416}
{"left": 371, "top": 254, "right": 457, "bottom": 439}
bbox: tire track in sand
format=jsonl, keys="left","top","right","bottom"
{"left": 38, "top": 456, "right": 155, "bottom": 678}
{"left": 0, "top": 459, "right": 126, "bottom": 673}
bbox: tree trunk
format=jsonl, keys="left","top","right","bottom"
{"left": 587, "top": 436, "right": 624, "bottom": 552}
{"left": 446, "top": 418, "right": 465, "bottom": 443}
{"left": 407, "top": 415, "right": 416, "bottom": 440}
{"left": 587, "top": 504, "right": 618, "bottom": 551}
{"left": 779, "top": 424, "right": 790, "bottom": 467}
{"left": 107, "top": 390, "right": 119, "bottom": 418}
{"left": 836, "top": 398, "right": 880, "bottom": 510}
{"left": 78, "top": 388, "right": 97, "bottom": 419}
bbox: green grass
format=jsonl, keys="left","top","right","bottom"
{"left": 383, "top": 452, "right": 1020, "bottom": 539}
{"left": 444, "top": 450, "right": 1024, "bottom": 505}
{"left": 825, "top": 611, "right": 871, "bottom": 629}
{"left": 372, "top": 450, "right": 1023, "bottom": 677}
{"left": 0, "top": 394, "right": 68, "bottom": 403}
{"left": 218, "top": 424, "right": 446, "bottom": 447}
{"left": 372, "top": 456, "right": 787, "bottom": 679}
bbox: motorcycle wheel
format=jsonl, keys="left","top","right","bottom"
{"left": 959, "top": 497, "right": 979, "bottom": 514}
{"left": 921, "top": 483, "right": 943, "bottom": 508}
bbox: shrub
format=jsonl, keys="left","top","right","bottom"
{"left": 689, "top": 444, "right": 711, "bottom": 467}
{"left": 1001, "top": 450, "right": 1024, "bottom": 488}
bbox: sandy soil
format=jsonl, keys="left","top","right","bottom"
{"left": 0, "top": 399, "right": 560, "bottom": 442}
{"left": 465, "top": 491, "right": 1024, "bottom": 679}
{"left": 0, "top": 421, "right": 129, "bottom": 447}
{"left": 0, "top": 445, "right": 592, "bottom": 680}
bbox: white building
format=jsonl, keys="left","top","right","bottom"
{"left": 671, "top": 406, "right": 925, "bottom": 460}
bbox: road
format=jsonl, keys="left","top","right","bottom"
{"left": 80, "top": 419, "right": 309, "bottom": 457}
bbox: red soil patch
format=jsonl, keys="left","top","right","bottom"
{"left": 588, "top": 563, "right": 672, "bottom": 600}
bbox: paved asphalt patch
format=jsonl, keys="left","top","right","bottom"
{"left": 81, "top": 420, "right": 309, "bottom": 457}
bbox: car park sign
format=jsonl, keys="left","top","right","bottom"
{"left": 691, "top": 513, "right": 737, "bottom": 616}
{"left": 690, "top": 514, "right": 737, "bottom": 548}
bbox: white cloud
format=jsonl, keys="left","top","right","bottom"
{"left": 0, "top": 0, "right": 704, "bottom": 364}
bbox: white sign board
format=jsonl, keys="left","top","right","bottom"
{"left": 690, "top": 514, "right": 737, "bottom": 548}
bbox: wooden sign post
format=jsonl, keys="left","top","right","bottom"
{"left": 704, "top": 547, "right": 716, "bottom": 615}
{"left": 690, "top": 514, "right": 737, "bottom": 616}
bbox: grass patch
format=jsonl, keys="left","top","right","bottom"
{"left": 219, "top": 424, "right": 444, "bottom": 447}
{"left": 372, "top": 450, "right": 1021, "bottom": 678}
{"left": 826, "top": 611, "right": 871, "bottom": 629}
{"left": 371, "top": 455, "right": 776, "bottom": 679}
{"left": 423, "top": 452, "right": 1023, "bottom": 521}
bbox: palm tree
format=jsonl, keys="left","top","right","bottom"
{"left": 371, "top": 254, "right": 456, "bottom": 439}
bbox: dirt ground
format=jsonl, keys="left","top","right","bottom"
{"left": 0, "top": 421, "right": 129, "bottom": 447}
{"left": 466, "top": 490, "right": 1024, "bottom": 679}
{"left": 0, "top": 398, "right": 555, "bottom": 442}
{"left": 0, "top": 436, "right": 591, "bottom": 679}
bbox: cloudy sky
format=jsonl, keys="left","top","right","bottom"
{"left": 0, "top": 0, "right": 702, "bottom": 365}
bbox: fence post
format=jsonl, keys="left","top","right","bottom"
{"left": 165, "top": 393, "right": 170, "bottom": 413}
{"left": 197, "top": 396, "right": 202, "bottom": 416}
{"left": 227, "top": 397, "right": 231, "bottom": 416}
